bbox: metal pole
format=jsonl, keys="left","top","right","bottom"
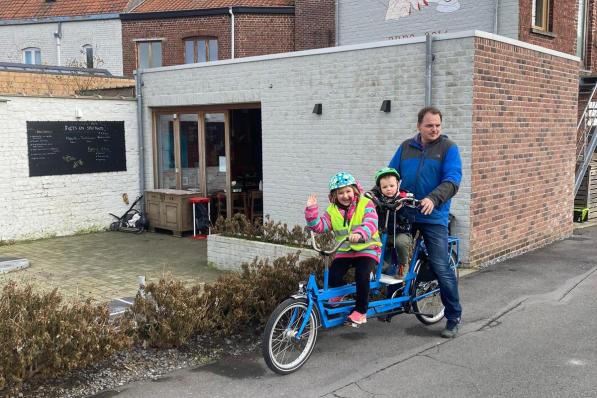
{"left": 135, "top": 70, "right": 146, "bottom": 211}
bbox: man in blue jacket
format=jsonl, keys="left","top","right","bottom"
{"left": 389, "top": 106, "right": 462, "bottom": 338}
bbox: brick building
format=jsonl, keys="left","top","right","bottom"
{"left": 120, "top": 0, "right": 335, "bottom": 76}
{"left": 136, "top": 31, "right": 579, "bottom": 267}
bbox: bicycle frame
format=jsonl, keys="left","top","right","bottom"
{"left": 293, "top": 230, "right": 460, "bottom": 337}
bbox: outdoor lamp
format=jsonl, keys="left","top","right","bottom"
{"left": 380, "top": 100, "right": 391, "bottom": 113}
{"left": 312, "top": 103, "right": 322, "bottom": 115}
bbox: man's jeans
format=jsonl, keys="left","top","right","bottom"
{"left": 414, "top": 222, "right": 462, "bottom": 321}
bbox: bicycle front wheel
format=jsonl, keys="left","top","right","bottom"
{"left": 262, "top": 298, "right": 319, "bottom": 375}
{"left": 412, "top": 272, "right": 445, "bottom": 325}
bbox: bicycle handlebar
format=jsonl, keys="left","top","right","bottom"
{"left": 363, "top": 191, "right": 420, "bottom": 210}
{"left": 310, "top": 231, "right": 367, "bottom": 255}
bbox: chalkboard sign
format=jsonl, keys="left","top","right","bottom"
{"left": 27, "top": 121, "right": 127, "bottom": 177}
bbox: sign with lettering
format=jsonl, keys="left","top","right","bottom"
{"left": 27, "top": 121, "right": 127, "bottom": 177}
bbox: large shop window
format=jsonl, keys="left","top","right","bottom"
{"left": 184, "top": 38, "right": 218, "bottom": 64}
{"left": 137, "top": 41, "right": 162, "bottom": 69}
{"left": 22, "top": 47, "right": 41, "bottom": 65}
{"left": 532, "top": 0, "right": 552, "bottom": 32}
{"left": 153, "top": 108, "right": 262, "bottom": 221}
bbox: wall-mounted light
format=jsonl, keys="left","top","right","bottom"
{"left": 380, "top": 100, "right": 391, "bottom": 113}
{"left": 312, "top": 103, "right": 322, "bottom": 115}
{"left": 75, "top": 107, "right": 83, "bottom": 119}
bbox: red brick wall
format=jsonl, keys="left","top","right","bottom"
{"left": 234, "top": 14, "right": 294, "bottom": 58}
{"left": 470, "top": 37, "right": 579, "bottom": 266}
{"left": 122, "top": 16, "right": 230, "bottom": 76}
{"left": 294, "top": 0, "right": 335, "bottom": 50}
{"left": 122, "top": 14, "right": 295, "bottom": 76}
{"left": 518, "top": 0, "right": 578, "bottom": 56}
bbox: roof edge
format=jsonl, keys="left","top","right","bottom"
{"left": 0, "top": 13, "right": 120, "bottom": 26}
{"left": 120, "top": 6, "right": 294, "bottom": 20}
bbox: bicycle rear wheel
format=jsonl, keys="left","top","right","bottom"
{"left": 412, "top": 259, "right": 445, "bottom": 325}
{"left": 262, "top": 297, "right": 319, "bottom": 375}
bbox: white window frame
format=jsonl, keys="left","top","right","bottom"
{"left": 22, "top": 47, "right": 41, "bottom": 64}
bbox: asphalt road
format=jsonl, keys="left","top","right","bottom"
{"left": 95, "top": 225, "right": 597, "bottom": 398}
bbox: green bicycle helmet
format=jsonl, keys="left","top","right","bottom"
{"left": 374, "top": 167, "right": 400, "bottom": 186}
{"left": 328, "top": 171, "right": 357, "bottom": 192}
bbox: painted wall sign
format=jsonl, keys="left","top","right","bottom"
{"left": 385, "top": 0, "right": 461, "bottom": 21}
{"left": 27, "top": 121, "right": 127, "bottom": 177}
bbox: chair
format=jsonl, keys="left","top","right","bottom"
{"left": 231, "top": 192, "right": 249, "bottom": 218}
{"left": 249, "top": 191, "right": 263, "bottom": 222}
{"left": 213, "top": 191, "right": 227, "bottom": 221}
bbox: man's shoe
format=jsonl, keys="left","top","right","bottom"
{"left": 347, "top": 311, "right": 367, "bottom": 325}
{"left": 441, "top": 319, "right": 460, "bottom": 338}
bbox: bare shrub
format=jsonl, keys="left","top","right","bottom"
{"left": 0, "top": 282, "right": 133, "bottom": 392}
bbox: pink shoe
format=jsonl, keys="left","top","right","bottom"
{"left": 347, "top": 311, "right": 367, "bottom": 325}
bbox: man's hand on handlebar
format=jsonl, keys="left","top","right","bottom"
{"left": 419, "top": 197, "right": 434, "bottom": 215}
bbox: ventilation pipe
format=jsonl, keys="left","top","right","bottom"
{"left": 425, "top": 33, "right": 433, "bottom": 106}
{"left": 229, "top": 7, "right": 235, "bottom": 59}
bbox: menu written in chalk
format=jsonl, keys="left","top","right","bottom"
{"left": 27, "top": 121, "right": 126, "bottom": 177}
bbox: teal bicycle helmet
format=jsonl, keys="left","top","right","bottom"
{"left": 329, "top": 171, "right": 357, "bottom": 192}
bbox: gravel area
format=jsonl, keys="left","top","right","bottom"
{"left": 7, "top": 335, "right": 259, "bottom": 398}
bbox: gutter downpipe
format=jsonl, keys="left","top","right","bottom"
{"left": 493, "top": 0, "right": 500, "bottom": 34}
{"left": 135, "top": 70, "right": 146, "bottom": 209}
{"left": 54, "top": 22, "right": 62, "bottom": 66}
{"left": 229, "top": 7, "right": 235, "bottom": 59}
{"left": 335, "top": 0, "right": 339, "bottom": 45}
{"left": 425, "top": 33, "right": 433, "bottom": 106}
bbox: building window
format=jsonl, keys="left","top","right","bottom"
{"left": 22, "top": 47, "right": 41, "bottom": 64}
{"left": 82, "top": 45, "right": 94, "bottom": 68}
{"left": 532, "top": 0, "right": 551, "bottom": 32}
{"left": 137, "top": 41, "right": 162, "bottom": 69}
{"left": 184, "top": 38, "right": 218, "bottom": 64}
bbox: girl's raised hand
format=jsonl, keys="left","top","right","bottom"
{"left": 306, "top": 194, "right": 318, "bottom": 207}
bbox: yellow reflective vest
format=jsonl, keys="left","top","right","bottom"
{"left": 326, "top": 197, "right": 381, "bottom": 252}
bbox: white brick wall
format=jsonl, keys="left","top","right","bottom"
{"left": 207, "top": 234, "right": 317, "bottom": 271}
{"left": 0, "top": 96, "right": 138, "bottom": 241}
{"left": 140, "top": 34, "right": 475, "bottom": 261}
{"left": 0, "top": 18, "right": 124, "bottom": 76}
{"left": 337, "top": 0, "right": 520, "bottom": 45}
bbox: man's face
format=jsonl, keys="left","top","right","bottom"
{"left": 379, "top": 176, "right": 399, "bottom": 198}
{"left": 417, "top": 112, "right": 442, "bottom": 145}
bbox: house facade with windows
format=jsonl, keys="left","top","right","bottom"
{"left": 337, "top": 0, "right": 592, "bottom": 72}
{"left": 120, "top": 0, "right": 335, "bottom": 76}
{"left": 0, "top": 0, "right": 138, "bottom": 76}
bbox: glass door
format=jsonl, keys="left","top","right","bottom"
{"left": 180, "top": 114, "right": 200, "bottom": 191}
{"left": 156, "top": 114, "right": 176, "bottom": 189}
{"left": 203, "top": 112, "right": 229, "bottom": 218}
